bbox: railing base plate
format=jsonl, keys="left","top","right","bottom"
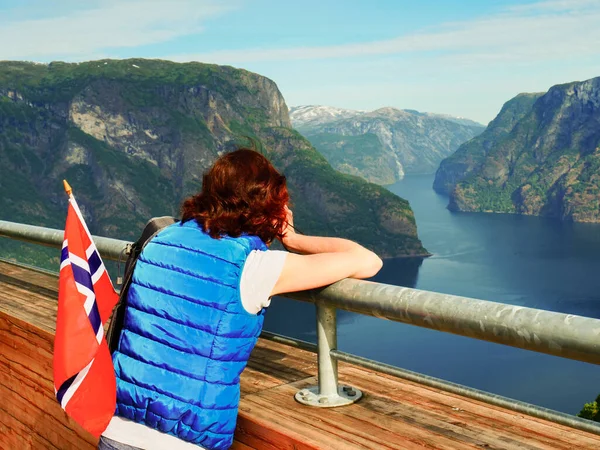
{"left": 295, "top": 385, "right": 362, "bottom": 407}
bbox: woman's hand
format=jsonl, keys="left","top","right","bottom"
{"left": 280, "top": 205, "right": 296, "bottom": 248}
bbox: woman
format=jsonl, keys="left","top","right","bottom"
{"left": 99, "top": 148, "right": 382, "bottom": 450}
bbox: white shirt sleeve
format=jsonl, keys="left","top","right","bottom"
{"left": 240, "top": 249, "right": 288, "bottom": 314}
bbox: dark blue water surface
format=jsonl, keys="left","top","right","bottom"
{"left": 263, "top": 174, "right": 600, "bottom": 415}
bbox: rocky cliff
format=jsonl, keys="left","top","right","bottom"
{"left": 290, "top": 105, "right": 484, "bottom": 184}
{"left": 433, "top": 93, "right": 543, "bottom": 195}
{"left": 0, "top": 59, "right": 428, "bottom": 261}
{"left": 434, "top": 77, "right": 600, "bottom": 222}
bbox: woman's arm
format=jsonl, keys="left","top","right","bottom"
{"left": 270, "top": 207, "right": 383, "bottom": 296}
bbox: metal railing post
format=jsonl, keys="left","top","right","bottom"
{"left": 295, "top": 303, "right": 362, "bottom": 407}
{"left": 317, "top": 303, "right": 338, "bottom": 397}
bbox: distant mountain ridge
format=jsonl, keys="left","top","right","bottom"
{"left": 434, "top": 76, "right": 600, "bottom": 222}
{"left": 290, "top": 105, "right": 484, "bottom": 184}
{"left": 290, "top": 105, "right": 485, "bottom": 130}
{"left": 289, "top": 105, "right": 364, "bottom": 130}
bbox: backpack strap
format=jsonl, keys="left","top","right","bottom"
{"left": 106, "top": 216, "right": 178, "bottom": 353}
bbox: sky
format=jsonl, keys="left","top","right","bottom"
{"left": 1, "top": 0, "right": 599, "bottom": 124}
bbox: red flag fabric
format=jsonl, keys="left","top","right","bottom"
{"left": 53, "top": 195, "right": 119, "bottom": 437}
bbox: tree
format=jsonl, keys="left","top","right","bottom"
{"left": 578, "top": 394, "right": 600, "bottom": 422}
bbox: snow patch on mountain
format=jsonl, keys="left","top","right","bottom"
{"left": 289, "top": 105, "right": 364, "bottom": 128}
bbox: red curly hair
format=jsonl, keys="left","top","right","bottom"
{"left": 181, "top": 148, "right": 289, "bottom": 244}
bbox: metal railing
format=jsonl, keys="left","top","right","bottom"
{"left": 1, "top": 219, "right": 600, "bottom": 434}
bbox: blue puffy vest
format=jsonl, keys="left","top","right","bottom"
{"left": 112, "top": 220, "right": 268, "bottom": 450}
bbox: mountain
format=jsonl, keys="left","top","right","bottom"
{"left": 434, "top": 76, "right": 600, "bottom": 222}
{"left": 0, "top": 59, "right": 428, "bottom": 265}
{"left": 433, "top": 93, "right": 543, "bottom": 195}
{"left": 300, "top": 132, "right": 398, "bottom": 185}
{"left": 290, "top": 105, "right": 484, "bottom": 184}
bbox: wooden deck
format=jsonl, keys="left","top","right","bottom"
{"left": 1, "top": 259, "right": 600, "bottom": 450}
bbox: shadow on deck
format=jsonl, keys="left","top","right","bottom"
{"left": 1, "top": 259, "right": 599, "bottom": 450}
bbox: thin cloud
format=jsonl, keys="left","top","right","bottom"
{"left": 0, "top": 0, "right": 237, "bottom": 60}
{"left": 169, "top": 0, "right": 600, "bottom": 65}
{"left": 506, "top": 0, "right": 598, "bottom": 13}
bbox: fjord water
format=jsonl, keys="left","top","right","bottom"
{"left": 264, "top": 174, "right": 600, "bottom": 414}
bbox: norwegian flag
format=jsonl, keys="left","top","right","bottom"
{"left": 53, "top": 188, "right": 119, "bottom": 437}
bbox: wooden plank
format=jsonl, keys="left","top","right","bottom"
{"left": 0, "top": 260, "right": 58, "bottom": 293}
{"left": 240, "top": 338, "right": 317, "bottom": 396}
{"left": 0, "top": 309, "right": 97, "bottom": 450}
{"left": 340, "top": 390, "right": 546, "bottom": 450}
{"left": 337, "top": 365, "right": 600, "bottom": 449}
{"left": 244, "top": 377, "right": 481, "bottom": 450}
{"left": 361, "top": 391, "right": 556, "bottom": 450}
{"left": 237, "top": 394, "right": 337, "bottom": 450}
{"left": 0, "top": 271, "right": 95, "bottom": 450}
{"left": 239, "top": 365, "right": 286, "bottom": 396}
{"left": 0, "top": 271, "right": 58, "bottom": 298}
{"left": 0, "top": 274, "right": 59, "bottom": 306}
{"left": 229, "top": 441, "right": 256, "bottom": 450}
{"left": 0, "top": 407, "right": 36, "bottom": 450}
{"left": 341, "top": 364, "right": 600, "bottom": 446}
{"left": 0, "top": 383, "right": 94, "bottom": 450}
{"left": 0, "top": 318, "right": 54, "bottom": 380}
{"left": 241, "top": 340, "right": 317, "bottom": 396}
{"left": 0, "top": 284, "right": 57, "bottom": 333}
{"left": 250, "top": 339, "right": 317, "bottom": 372}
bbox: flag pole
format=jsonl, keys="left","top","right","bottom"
{"left": 63, "top": 179, "right": 73, "bottom": 197}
